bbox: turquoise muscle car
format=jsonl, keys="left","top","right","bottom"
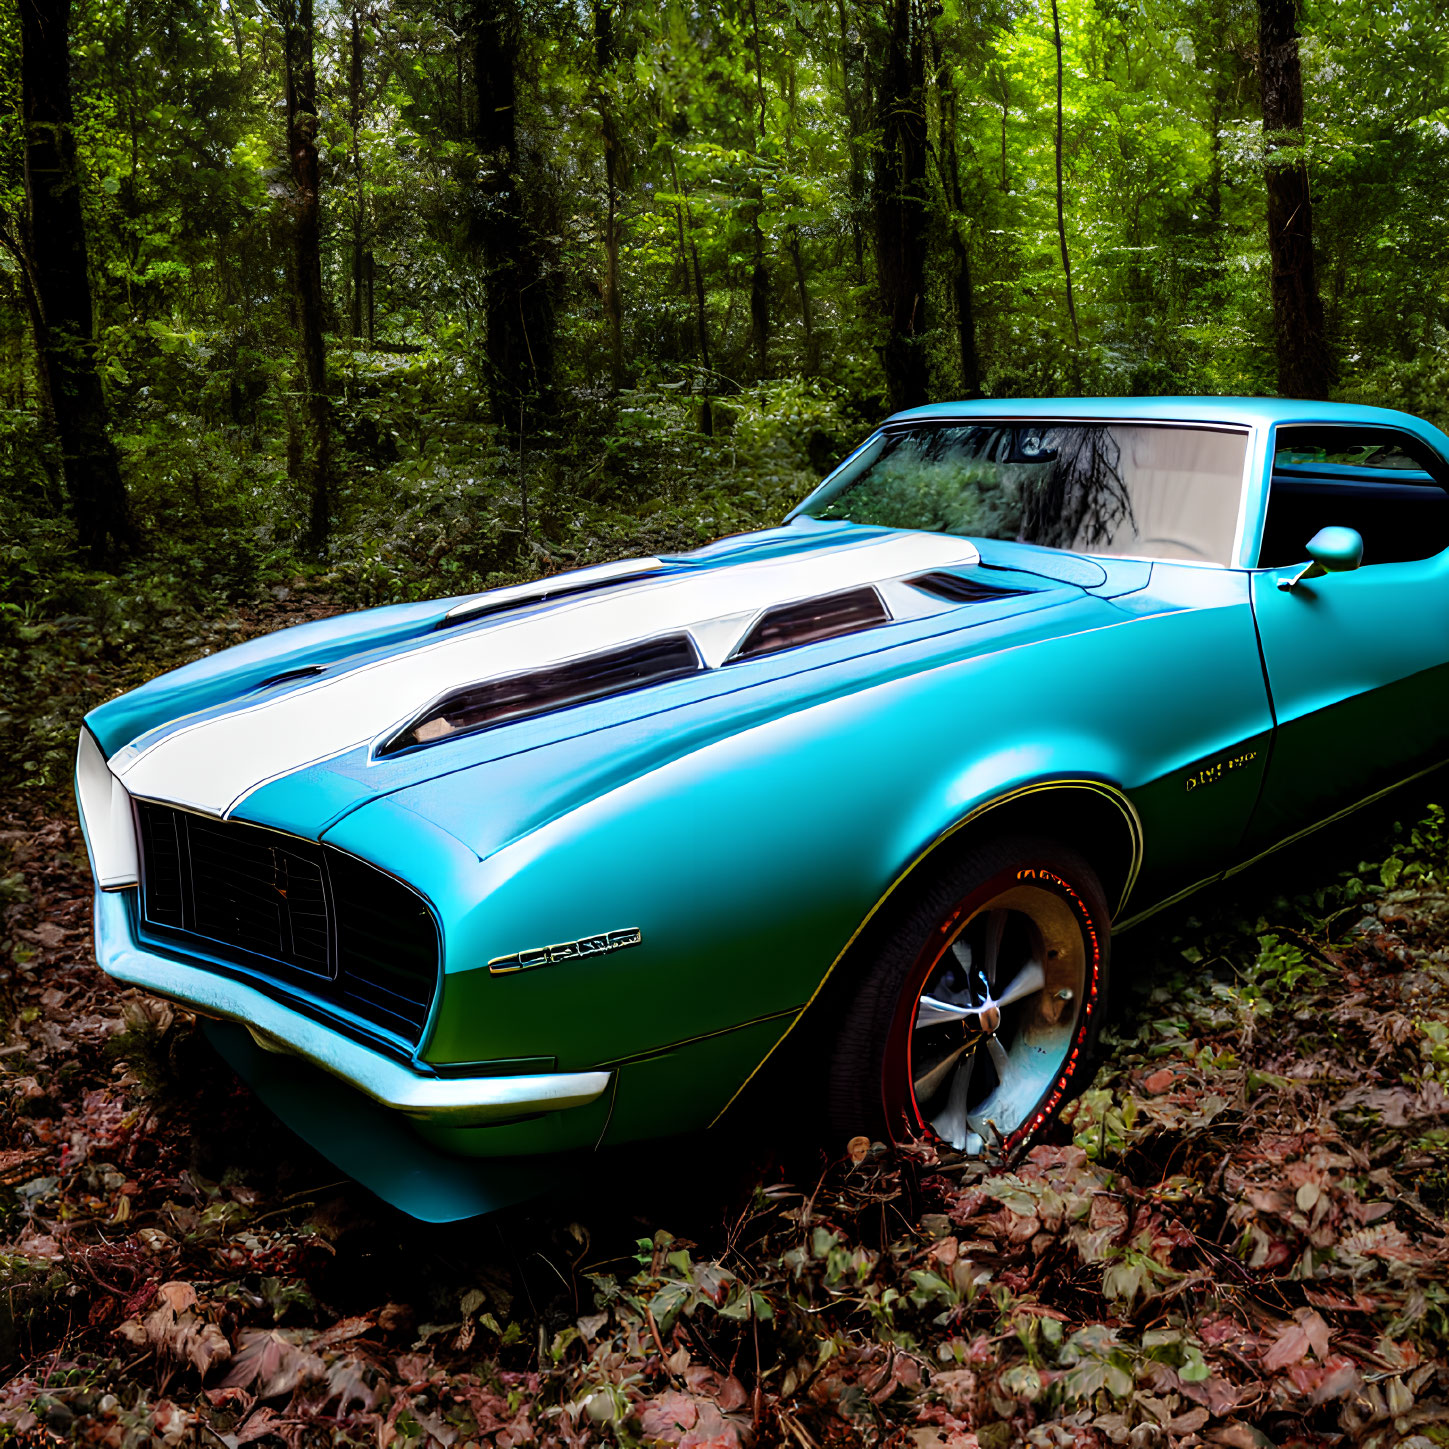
{"left": 74, "top": 397, "right": 1449, "bottom": 1220}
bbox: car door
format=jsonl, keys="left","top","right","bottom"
{"left": 1243, "top": 421, "right": 1449, "bottom": 856}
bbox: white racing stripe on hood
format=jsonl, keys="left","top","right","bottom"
{"left": 115, "top": 530, "right": 981, "bottom": 817}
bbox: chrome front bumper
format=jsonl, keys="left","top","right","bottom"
{"left": 94, "top": 890, "right": 612, "bottom": 1128}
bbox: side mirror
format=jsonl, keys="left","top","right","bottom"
{"left": 1277, "top": 526, "right": 1364, "bottom": 591}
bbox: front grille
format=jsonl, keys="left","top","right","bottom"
{"left": 183, "top": 814, "right": 331, "bottom": 974}
{"left": 135, "top": 803, "right": 439, "bottom": 1045}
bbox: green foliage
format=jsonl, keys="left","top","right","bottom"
{"left": 1, "top": 0, "right": 1448, "bottom": 804}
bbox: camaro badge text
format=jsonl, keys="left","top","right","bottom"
{"left": 489, "top": 928, "right": 643, "bottom": 975}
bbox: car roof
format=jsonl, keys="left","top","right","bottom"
{"left": 886, "top": 396, "right": 1448, "bottom": 443}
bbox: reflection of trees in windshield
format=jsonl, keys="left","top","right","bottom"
{"left": 1019, "top": 427, "right": 1135, "bottom": 550}
{"left": 811, "top": 424, "right": 1136, "bottom": 551}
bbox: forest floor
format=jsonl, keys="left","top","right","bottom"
{"left": 1, "top": 590, "right": 1448, "bottom": 1449}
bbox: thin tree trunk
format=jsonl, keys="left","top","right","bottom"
{"left": 746, "top": 0, "right": 770, "bottom": 379}
{"left": 122, "top": 0, "right": 143, "bottom": 321}
{"left": 932, "top": 28, "right": 981, "bottom": 398}
{"left": 0, "top": 212, "right": 48, "bottom": 423}
{"left": 279, "top": 0, "right": 332, "bottom": 548}
{"left": 788, "top": 227, "right": 818, "bottom": 374}
{"left": 1208, "top": 90, "right": 1224, "bottom": 229}
{"left": 875, "top": 0, "right": 929, "bottom": 413}
{"left": 996, "top": 67, "right": 1008, "bottom": 192}
{"left": 835, "top": 0, "right": 866, "bottom": 275}
{"left": 19, "top": 0, "right": 134, "bottom": 562}
{"left": 1050, "top": 0, "right": 1080, "bottom": 352}
{"left": 1257, "top": 0, "right": 1330, "bottom": 398}
{"left": 365, "top": 251, "right": 376, "bottom": 346}
{"left": 349, "top": 3, "right": 365, "bottom": 344}
{"left": 227, "top": 6, "right": 254, "bottom": 87}
{"left": 669, "top": 152, "right": 713, "bottom": 436}
{"left": 780, "top": 53, "right": 817, "bottom": 373}
{"left": 472, "top": 0, "right": 555, "bottom": 422}
{"left": 1207, "top": 52, "right": 1225, "bottom": 239}
{"left": 593, "top": 0, "right": 624, "bottom": 391}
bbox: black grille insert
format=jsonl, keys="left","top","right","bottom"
{"left": 136, "top": 803, "right": 439, "bottom": 1045}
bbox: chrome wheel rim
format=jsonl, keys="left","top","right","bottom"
{"left": 908, "top": 883, "right": 1087, "bottom": 1153}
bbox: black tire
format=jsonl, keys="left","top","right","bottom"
{"left": 826, "top": 835, "right": 1111, "bottom": 1154}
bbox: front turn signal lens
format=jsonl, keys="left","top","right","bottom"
{"left": 75, "top": 729, "right": 140, "bottom": 890}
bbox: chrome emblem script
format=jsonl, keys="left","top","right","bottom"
{"left": 488, "top": 927, "right": 642, "bottom": 975}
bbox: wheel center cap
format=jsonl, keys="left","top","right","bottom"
{"left": 977, "top": 1004, "right": 1001, "bottom": 1034}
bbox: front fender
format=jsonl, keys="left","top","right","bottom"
{"left": 374, "top": 577, "right": 1269, "bottom": 1094}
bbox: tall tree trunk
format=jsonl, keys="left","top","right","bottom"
{"left": 349, "top": 3, "right": 365, "bottom": 344}
{"left": 874, "top": 0, "right": 929, "bottom": 413}
{"left": 835, "top": 0, "right": 867, "bottom": 275}
{"left": 788, "top": 227, "right": 818, "bottom": 373}
{"left": 18, "top": 0, "right": 133, "bottom": 562}
{"left": 668, "top": 153, "right": 713, "bottom": 436}
{"left": 472, "top": 0, "right": 555, "bottom": 422}
{"left": 0, "top": 213, "right": 47, "bottom": 421}
{"left": 780, "top": 53, "right": 818, "bottom": 373}
{"left": 121, "top": 0, "right": 143, "bottom": 322}
{"left": 593, "top": 0, "right": 624, "bottom": 391}
{"left": 932, "top": 29, "right": 981, "bottom": 398}
{"left": 1257, "top": 0, "right": 1330, "bottom": 398}
{"left": 1050, "top": 0, "right": 1080, "bottom": 352}
{"left": 995, "top": 68, "right": 1009, "bottom": 192}
{"left": 365, "top": 251, "right": 376, "bottom": 347}
{"left": 746, "top": 0, "right": 770, "bottom": 379}
{"left": 280, "top": 0, "right": 332, "bottom": 548}
{"left": 1208, "top": 87, "right": 1224, "bottom": 233}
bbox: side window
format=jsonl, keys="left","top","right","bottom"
{"left": 1258, "top": 425, "right": 1449, "bottom": 568}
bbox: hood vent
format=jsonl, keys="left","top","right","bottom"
{"left": 728, "top": 586, "right": 890, "bottom": 664}
{"left": 253, "top": 663, "right": 328, "bottom": 691}
{"left": 382, "top": 634, "right": 703, "bottom": 754}
{"left": 907, "top": 571, "right": 1032, "bottom": 605}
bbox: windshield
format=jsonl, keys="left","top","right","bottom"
{"left": 799, "top": 421, "right": 1249, "bottom": 565}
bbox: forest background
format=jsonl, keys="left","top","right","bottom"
{"left": 3, "top": 0, "right": 1449, "bottom": 800}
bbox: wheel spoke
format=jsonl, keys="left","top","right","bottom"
{"left": 934, "top": 1048, "right": 975, "bottom": 1150}
{"left": 982, "top": 909, "right": 1007, "bottom": 991}
{"left": 917, "top": 994, "right": 975, "bottom": 1029}
{"left": 913, "top": 1038, "right": 975, "bottom": 1100}
{"left": 994, "top": 960, "right": 1045, "bottom": 1009}
{"left": 957, "top": 1004, "right": 1036, "bottom": 1142}
{"left": 985, "top": 1033, "right": 1011, "bottom": 1085}
{"left": 921, "top": 961, "right": 1043, "bottom": 1029}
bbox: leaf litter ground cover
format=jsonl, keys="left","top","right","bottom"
{"left": 0, "top": 601, "right": 1447, "bottom": 1448}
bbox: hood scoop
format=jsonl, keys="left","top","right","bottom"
{"left": 727, "top": 586, "right": 890, "bottom": 663}
{"left": 381, "top": 634, "right": 703, "bottom": 755}
{"left": 906, "top": 571, "right": 1033, "bottom": 605}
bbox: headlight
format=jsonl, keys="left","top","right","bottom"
{"left": 75, "top": 729, "right": 139, "bottom": 890}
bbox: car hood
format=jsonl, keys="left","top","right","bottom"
{"left": 88, "top": 521, "right": 1138, "bottom": 834}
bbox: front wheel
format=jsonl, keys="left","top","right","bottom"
{"left": 828, "top": 837, "right": 1110, "bottom": 1154}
